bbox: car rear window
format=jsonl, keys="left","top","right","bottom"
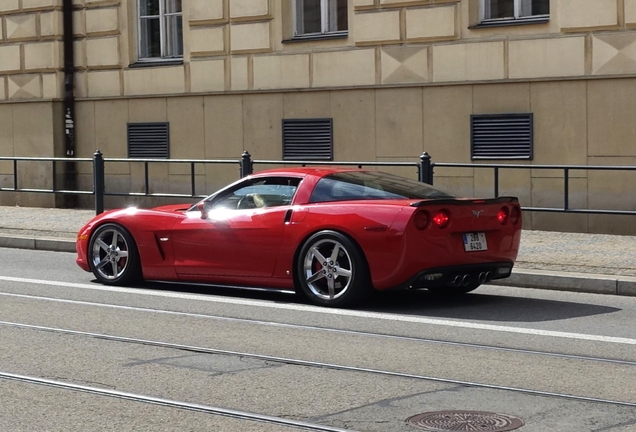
{"left": 309, "top": 171, "right": 456, "bottom": 203}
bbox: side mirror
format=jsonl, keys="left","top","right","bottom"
{"left": 197, "top": 202, "right": 208, "bottom": 220}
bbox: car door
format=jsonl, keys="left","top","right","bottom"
{"left": 171, "top": 177, "right": 300, "bottom": 278}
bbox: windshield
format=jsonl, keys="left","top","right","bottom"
{"left": 309, "top": 171, "right": 456, "bottom": 203}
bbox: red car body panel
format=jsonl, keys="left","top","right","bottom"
{"left": 76, "top": 167, "right": 521, "bottom": 291}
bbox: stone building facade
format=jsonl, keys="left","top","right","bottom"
{"left": 1, "top": 0, "right": 636, "bottom": 233}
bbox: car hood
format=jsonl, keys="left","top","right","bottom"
{"left": 150, "top": 204, "right": 193, "bottom": 213}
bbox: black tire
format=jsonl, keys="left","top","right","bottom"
{"left": 296, "top": 230, "right": 370, "bottom": 307}
{"left": 427, "top": 283, "right": 481, "bottom": 296}
{"left": 88, "top": 223, "right": 141, "bottom": 286}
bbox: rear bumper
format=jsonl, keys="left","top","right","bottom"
{"left": 398, "top": 261, "right": 514, "bottom": 290}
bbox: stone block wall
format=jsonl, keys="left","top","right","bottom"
{"left": 2, "top": 0, "right": 636, "bottom": 233}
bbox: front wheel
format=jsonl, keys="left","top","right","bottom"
{"left": 88, "top": 223, "right": 141, "bottom": 286}
{"left": 296, "top": 231, "right": 370, "bottom": 308}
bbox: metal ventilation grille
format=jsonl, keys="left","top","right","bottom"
{"left": 282, "top": 118, "right": 333, "bottom": 161}
{"left": 471, "top": 114, "right": 533, "bottom": 160}
{"left": 127, "top": 122, "right": 170, "bottom": 158}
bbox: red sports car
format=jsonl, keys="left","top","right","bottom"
{"left": 76, "top": 168, "right": 522, "bottom": 307}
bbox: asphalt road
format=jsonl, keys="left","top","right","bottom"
{"left": 1, "top": 248, "right": 635, "bottom": 432}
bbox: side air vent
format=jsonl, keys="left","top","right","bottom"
{"left": 127, "top": 122, "right": 170, "bottom": 158}
{"left": 471, "top": 114, "right": 533, "bottom": 160}
{"left": 282, "top": 118, "right": 333, "bottom": 161}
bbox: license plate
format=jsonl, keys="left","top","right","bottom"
{"left": 463, "top": 232, "right": 488, "bottom": 252}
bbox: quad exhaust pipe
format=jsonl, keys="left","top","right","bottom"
{"left": 477, "top": 271, "right": 493, "bottom": 283}
{"left": 451, "top": 274, "right": 472, "bottom": 287}
{"left": 451, "top": 271, "right": 493, "bottom": 287}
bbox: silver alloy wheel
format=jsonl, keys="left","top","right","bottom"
{"left": 90, "top": 227, "right": 130, "bottom": 281}
{"left": 302, "top": 238, "right": 353, "bottom": 300}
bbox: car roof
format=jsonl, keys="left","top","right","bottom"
{"left": 251, "top": 166, "right": 365, "bottom": 178}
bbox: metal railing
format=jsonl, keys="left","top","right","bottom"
{"left": 427, "top": 161, "right": 636, "bottom": 216}
{"left": 95, "top": 152, "right": 242, "bottom": 214}
{"left": 250, "top": 155, "right": 423, "bottom": 179}
{"left": 1, "top": 151, "right": 635, "bottom": 217}
{"left": 0, "top": 156, "right": 94, "bottom": 195}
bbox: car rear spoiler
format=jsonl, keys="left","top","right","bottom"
{"left": 409, "top": 196, "right": 519, "bottom": 207}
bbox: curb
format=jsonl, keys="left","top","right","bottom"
{"left": 1, "top": 235, "right": 635, "bottom": 298}
{"left": 492, "top": 268, "right": 636, "bottom": 297}
{"left": 0, "top": 235, "right": 76, "bottom": 253}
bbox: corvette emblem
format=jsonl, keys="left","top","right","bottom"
{"left": 472, "top": 210, "right": 484, "bottom": 218}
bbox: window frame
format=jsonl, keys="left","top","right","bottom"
{"left": 206, "top": 177, "right": 302, "bottom": 211}
{"left": 479, "top": 0, "right": 549, "bottom": 27}
{"left": 292, "top": 0, "right": 348, "bottom": 40}
{"left": 137, "top": 0, "right": 183, "bottom": 62}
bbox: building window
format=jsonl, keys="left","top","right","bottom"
{"left": 138, "top": 0, "right": 183, "bottom": 60}
{"left": 482, "top": 0, "right": 548, "bottom": 24}
{"left": 471, "top": 114, "right": 533, "bottom": 160}
{"left": 282, "top": 118, "right": 333, "bottom": 161}
{"left": 128, "top": 123, "right": 170, "bottom": 158}
{"left": 294, "top": 0, "right": 348, "bottom": 38}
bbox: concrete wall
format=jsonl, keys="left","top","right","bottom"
{"left": 4, "top": 0, "right": 636, "bottom": 99}
{"left": 1, "top": 0, "right": 636, "bottom": 233}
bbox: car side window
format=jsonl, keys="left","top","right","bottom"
{"left": 210, "top": 177, "right": 301, "bottom": 210}
{"left": 309, "top": 172, "right": 455, "bottom": 203}
{"left": 309, "top": 177, "right": 399, "bottom": 203}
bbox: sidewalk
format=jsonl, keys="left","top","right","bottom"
{"left": 0, "top": 206, "right": 634, "bottom": 297}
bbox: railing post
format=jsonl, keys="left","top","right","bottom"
{"left": 419, "top": 152, "right": 433, "bottom": 184}
{"left": 240, "top": 151, "right": 253, "bottom": 177}
{"left": 494, "top": 167, "right": 499, "bottom": 198}
{"left": 564, "top": 168, "right": 570, "bottom": 211}
{"left": 190, "top": 162, "right": 196, "bottom": 197}
{"left": 94, "top": 150, "right": 104, "bottom": 215}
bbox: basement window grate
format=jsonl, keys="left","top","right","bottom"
{"left": 127, "top": 122, "right": 170, "bottom": 159}
{"left": 471, "top": 114, "right": 533, "bottom": 160}
{"left": 282, "top": 118, "right": 333, "bottom": 161}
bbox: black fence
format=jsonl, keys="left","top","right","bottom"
{"left": 429, "top": 162, "right": 636, "bottom": 217}
{"left": 1, "top": 151, "right": 635, "bottom": 217}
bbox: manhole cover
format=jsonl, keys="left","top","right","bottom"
{"left": 407, "top": 411, "right": 524, "bottom": 431}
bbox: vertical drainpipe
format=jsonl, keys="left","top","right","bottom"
{"left": 63, "top": 0, "right": 77, "bottom": 207}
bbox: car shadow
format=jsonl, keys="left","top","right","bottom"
{"left": 362, "top": 289, "right": 621, "bottom": 323}
{"left": 128, "top": 280, "right": 621, "bottom": 324}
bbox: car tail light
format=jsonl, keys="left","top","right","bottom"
{"left": 432, "top": 210, "right": 450, "bottom": 228}
{"left": 413, "top": 211, "right": 430, "bottom": 230}
{"left": 498, "top": 206, "right": 510, "bottom": 225}
{"left": 510, "top": 206, "right": 521, "bottom": 225}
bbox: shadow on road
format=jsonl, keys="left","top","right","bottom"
{"left": 364, "top": 289, "right": 621, "bottom": 323}
{"left": 132, "top": 280, "right": 621, "bottom": 324}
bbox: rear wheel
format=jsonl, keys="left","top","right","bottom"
{"left": 88, "top": 223, "right": 141, "bottom": 286}
{"left": 297, "top": 231, "right": 370, "bottom": 307}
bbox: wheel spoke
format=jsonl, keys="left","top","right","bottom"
{"left": 307, "top": 270, "right": 326, "bottom": 284}
{"left": 118, "top": 250, "right": 128, "bottom": 258}
{"left": 111, "top": 261, "right": 118, "bottom": 277}
{"left": 329, "top": 244, "right": 340, "bottom": 263}
{"left": 96, "top": 258, "right": 110, "bottom": 270}
{"left": 336, "top": 267, "right": 351, "bottom": 278}
{"left": 327, "top": 277, "right": 335, "bottom": 299}
{"left": 310, "top": 247, "right": 328, "bottom": 266}
{"left": 96, "top": 238, "right": 109, "bottom": 251}
{"left": 111, "top": 231, "right": 119, "bottom": 247}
